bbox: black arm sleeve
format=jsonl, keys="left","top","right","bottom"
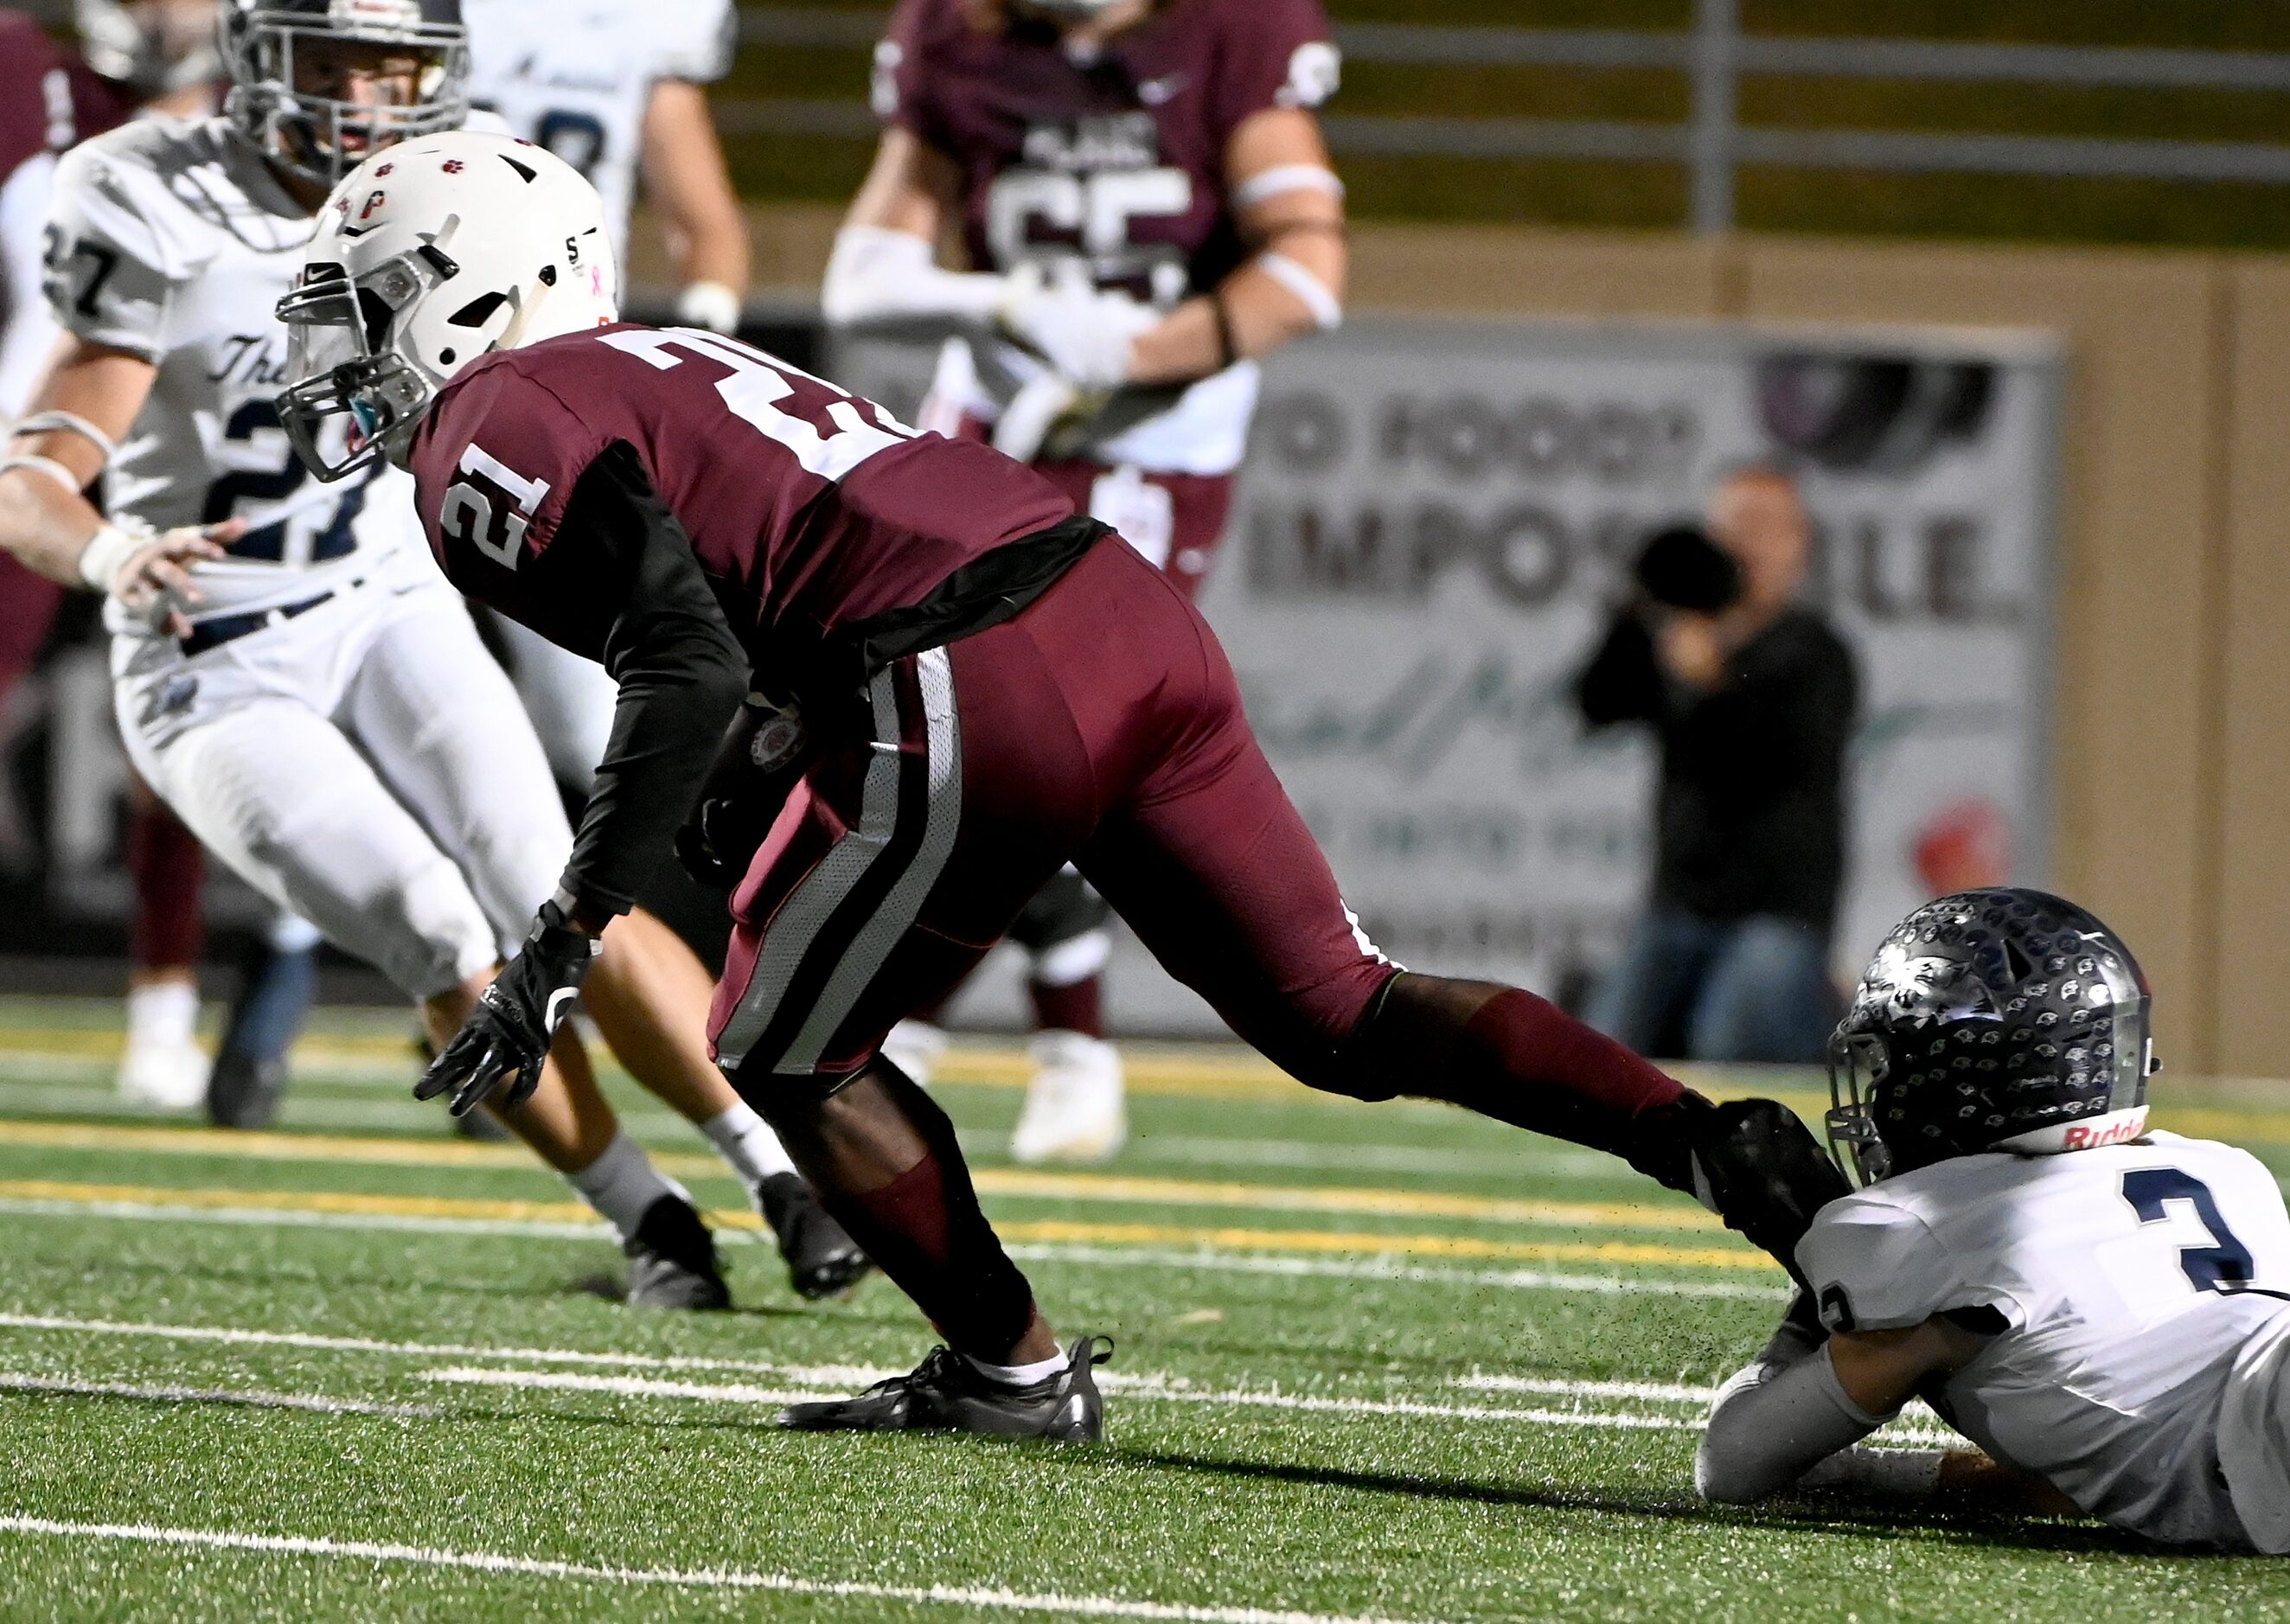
{"left": 531, "top": 443, "right": 751, "bottom": 919}
{"left": 1571, "top": 609, "right": 1665, "bottom": 729}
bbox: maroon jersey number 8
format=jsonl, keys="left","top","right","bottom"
{"left": 599, "top": 328, "right": 923, "bottom": 483}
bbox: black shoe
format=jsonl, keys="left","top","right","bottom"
{"left": 755, "top": 1173, "right": 873, "bottom": 1301}
{"left": 1682, "top": 1098, "right": 1853, "bottom": 1288}
{"left": 778, "top": 1336, "right": 1110, "bottom": 1442}
{"left": 624, "top": 1195, "right": 732, "bottom": 1310}
{"left": 205, "top": 1052, "right": 288, "bottom": 1130}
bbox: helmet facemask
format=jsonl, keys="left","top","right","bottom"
{"left": 1825, "top": 1029, "right": 1893, "bottom": 1186}
{"left": 224, "top": 7, "right": 470, "bottom": 188}
{"left": 277, "top": 230, "right": 472, "bottom": 481}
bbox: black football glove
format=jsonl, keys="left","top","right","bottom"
{"left": 415, "top": 900, "right": 601, "bottom": 1117}
{"left": 675, "top": 693, "right": 810, "bottom": 891}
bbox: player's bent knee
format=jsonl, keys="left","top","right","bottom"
{"left": 388, "top": 859, "right": 502, "bottom": 1000}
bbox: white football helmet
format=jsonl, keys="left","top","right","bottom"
{"left": 76, "top": 1, "right": 221, "bottom": 99}
{"left": 274, "top": 130, "right": 617, "bottom": 481}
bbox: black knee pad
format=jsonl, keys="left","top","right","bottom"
{"left": 1008, "top": 866, "right": 1111, "bottom": 953}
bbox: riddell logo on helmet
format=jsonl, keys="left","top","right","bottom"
{"left": 2063, "top": 1114, "right": 2146, "bottom": 1151}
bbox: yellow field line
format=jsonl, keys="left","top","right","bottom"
{"left": 0, "top": 1119, "right": 1718, "bottom": 1232}
{"left": 0, "top": 1178, "right": 1770, "bottom": 1270}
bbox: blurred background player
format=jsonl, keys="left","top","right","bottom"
{"left": 1698, "top": 890, "right": 2290, "bottom": 1552}
{"left": 1572, "top": 465, "right": 1858, "bottom": 1065}
{"left": 0, "top": 2, "right": 304, "bottom": 1119}
{"left": 0, "top": 0, "right": 862, "bottom": 1301}
{"left": 462, "top": 0, "right": 751, "bottom": 793}
{"left": 823, "top": 0, "right": 1347, "bottom": 1161}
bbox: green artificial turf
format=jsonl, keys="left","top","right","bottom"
{"left": 0, "top": 998, "right": 2284, "bottom": 1621}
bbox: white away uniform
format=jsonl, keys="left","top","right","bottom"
{"left": 1799, "top": 1131, "right": 2290, "bottom": 1550}
{"left": 463, "top": 0, "right": 738, "bottom": 786}
{"left": 44, "top": 116, "right": 572, "bottom": 997}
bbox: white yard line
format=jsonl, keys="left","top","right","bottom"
{"left": 0, "top": 1371, "right": 435, "bottom": 1418}
{"left": 0, "top": 1515, "right": 1439, "bottom": 1624}
{"left": 418, "top": 1364, "right": 1703, "bottom": 1432}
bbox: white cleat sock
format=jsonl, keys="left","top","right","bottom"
{"left": 1010, "top": 1031, "right": 1127, "bottom": 1165}
{"left": 701, "top": 1101, "right": 798, "bottom": 1193}
{"left": 567, "top": 1131, "right": 685, "bottom": 1245}
{"left": 881, "top": 1019, "right": 948, "bottom": 1089}
{"left": 964, "top": 1348, "right": 1069, "bottom": 1390}
{"left": 118, "top": 980, "right": 208, "bottom": 1110}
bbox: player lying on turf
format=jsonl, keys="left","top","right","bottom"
{"left": 0, "top": 0, "right": 863, "bottom": 1306}
{"left": 272, "top": 130, "right": 1851, "bottom": 1444}
{"left": 1696, "top": 889, "right": 2290, "bottom": 1553}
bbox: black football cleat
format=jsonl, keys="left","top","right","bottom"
{"left": 1682, "top": 1097, "right": 1852, "bottom": 1288}
{"left": 624, "top": 1194, "right": 732, "bottom": 1311}
{"left": 778, "top": 1336, "right": 1110, "bottom": 1442}
{"left": 205, "top": 1052, "right": 288, "bottom": 1131}
{"left": 755, "top": 1173, "right": 874, "bottom": 1300}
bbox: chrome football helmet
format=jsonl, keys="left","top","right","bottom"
{"left": 220, "top": 0, "right": 470, "bottom": 188}
{"left": 1826, "top": 888, "right": 2158, "bottom": 1185}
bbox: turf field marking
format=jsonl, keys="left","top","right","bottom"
{"left": 1001, "top": 1244, "right": 1783, "bottom": 1300}
{"left": 0, "top": 1371, "right": 437, "bottom": 1418}
{"left": 0, "top": 1311, "right": 1705, "bottom": 1417}
{"left": 0, "top": 1121, "right": 1726, "bottom": 1234}
{"left": 415, "top": 1364, "right": 1706, "bottom": 1432}
{"left": 0, "top": 1515, "right": 1435, "bottom": 1624}
{"left": 0, "top": 1179, "right": 1772, "bottom": 1269}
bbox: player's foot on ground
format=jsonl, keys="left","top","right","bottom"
{"left": 754, "top": 1173, "right": 873, "bottom": 1300}
{"left": 1009, "top": 1032, "right": 1127, "bottom": 1164}
{"left": 624, "top": 1194, "right": 732, "bottom": 1310}
{"left": 880, "top": 1019, "right": 947, "bottom": 1089}
{"left": 206, "top": 934, "right": 318, "bottom": 1129}
{"left": 118, "top": 981, "right": 208, "bottom": 1111}
{"left": 778, "top": 1336, "right": 1111, "bottom": 1442}
{"left": 1683, "top": 1098, "right": 1852, "bottom": 1286}
{"left": 205, "top": 1053, "right": 287, "bottom": 1131}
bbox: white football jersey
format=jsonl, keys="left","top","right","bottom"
{"left": 41, "top": 116, "right": 424, "bottom": 626}
{"left": 1799, "top": 1131, "right": 2290, "bottom": 1548}
{"left": 463, "top": 0, "right": 736, "bottom": 261}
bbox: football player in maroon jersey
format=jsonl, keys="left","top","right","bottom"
{"left": 823, "top": 0, "right": 1349, "bottom": 1163}
{"left": 278, "top": 131, "right": 1847, "bottom": 1442}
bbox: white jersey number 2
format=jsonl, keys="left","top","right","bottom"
{"left": 601, "top": 328, "right": 918, "bottom": 483}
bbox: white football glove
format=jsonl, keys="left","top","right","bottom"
{"left": 996, "top": 266, "right": 1161, "bottom": 393}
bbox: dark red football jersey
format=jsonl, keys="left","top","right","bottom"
{"left": 877, "top": 0, "right": 1338, "bottom": 304}
{"left": 0, "top": 13, "right": 129, "bottom": 188}
{"left": 409, "top": 323, "right": 1079, "bottom": 661}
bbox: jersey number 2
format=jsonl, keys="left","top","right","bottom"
{"left": 600, "top": 328, "right": 918, "bottom": 482}
{"left": 2120, "top": 1168, "right": 2255, "bottom": 1294}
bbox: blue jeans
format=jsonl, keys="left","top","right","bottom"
{"left": 1585, "top": 906, "right": 1840, "bottom": 1065}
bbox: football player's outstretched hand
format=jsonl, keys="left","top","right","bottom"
{"left": 416, "top": 902, "right": 601, "bottom": 1116}
{"left": 101, "top": 518, "right": 242, "bottom": 638}
{"left": 997, "top": 265, "right": 1160, "bottom": 392}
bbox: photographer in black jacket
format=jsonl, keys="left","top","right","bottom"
{"left": 1573, "top": 466, "right": 1857, "bottom": 1064}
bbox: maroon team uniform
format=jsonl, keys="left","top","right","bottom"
{"left": 0, "top": 12, "right": 129, "bottom": 695}
{"left": 403, "top": 315, "right": 1844, "bottom": 1409}
{"left": 880, "top": 0, "right": 1339, "bottom": 598}
{"left": 413, "top": 326, "right": 1398, "bottom": 1087}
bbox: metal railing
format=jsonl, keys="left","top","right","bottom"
{"left": 728, "top": 3, "right": 2290, "bottom": 232}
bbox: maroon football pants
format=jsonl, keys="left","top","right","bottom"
{"left": 708, "top": 535, "right": 1394, "bottom": 1089}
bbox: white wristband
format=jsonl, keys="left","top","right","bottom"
{"left": 76, "top": 522, "right": 143, "bottom": 593}
{"left": 675, "top": 280, "right": 744, "bottom": 335}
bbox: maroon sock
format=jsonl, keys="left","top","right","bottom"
{"left": 1028, "top": 973, "right": 1103, "bottom": 1039}
{"left": 799, "top": 1071, "right": 1038, "bottom": 1361}
{"left": 1360, "top": 980, "right": 1700, "bottom": 1184}
{"left": 129, "top": 799, "right": 204, "bottom": 973}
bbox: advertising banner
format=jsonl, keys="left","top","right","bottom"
{"left": 840, "top": 314, "right": 2062, "bottom": 1035}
